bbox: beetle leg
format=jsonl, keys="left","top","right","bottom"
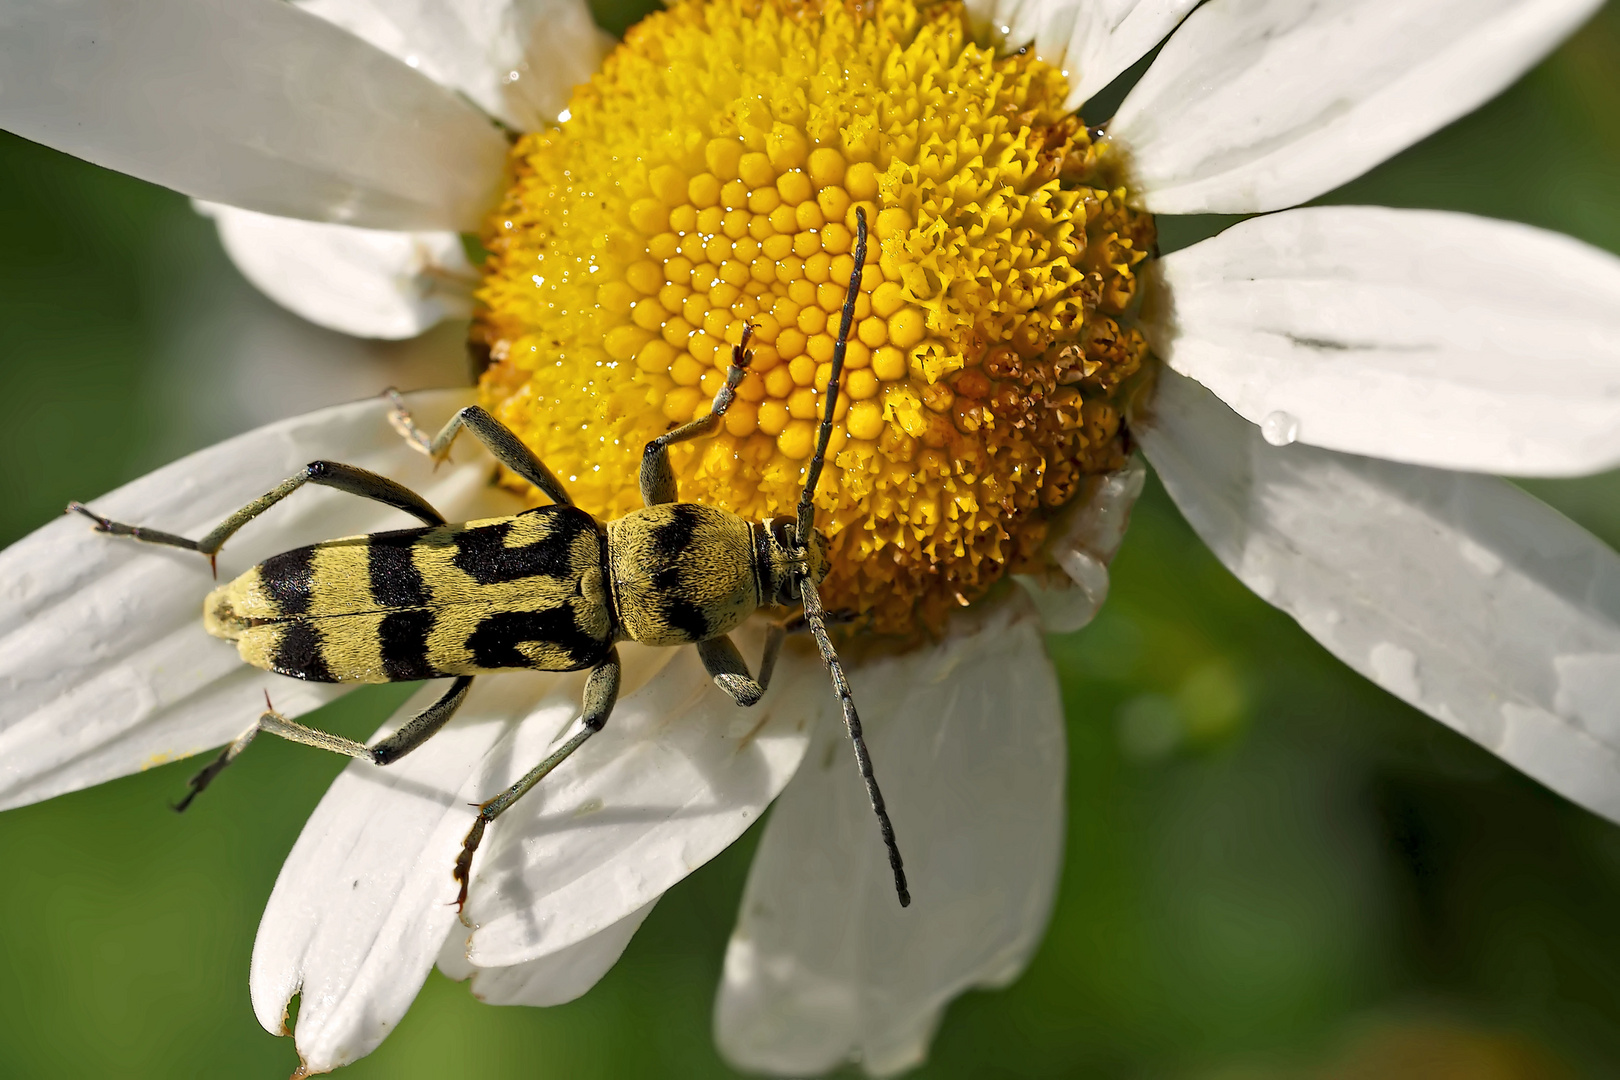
{"left": 706, "top": 609, "right": 860, "bottom": 704}
{"left": 697, "top": 633, "right": 765, "bottom": 706}
{"left": 69, "top": 460, "right": 444, "bottom": 573}
{"left": 453, "top": 647, "right": 621, "bottom": 912}
{"left": 637, "top": 327, "right": 754, "bottom": 506}
{"left": 387, "top": 392, "right": 574, "bottom": 508}
{"left": 172, "top": 721, "right": 260, "bottom": 812}
{"left": 172, "top": 677, "right": 474, "bottom": 811}
{"left": 368, "top": 675, "right": 476, "bottom": 764}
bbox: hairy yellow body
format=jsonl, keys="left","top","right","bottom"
{"left": 607, "top": 504, "right": 759, "bottom": 647}
{"left": 203, "top": 501, "right": 795, "bottom": 682}
{"left": 205, "top": 504, "right": 616, "bottom": 682}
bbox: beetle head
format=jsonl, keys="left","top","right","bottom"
{"left": 757, "top": 517, "right": 828, "bottom": 606}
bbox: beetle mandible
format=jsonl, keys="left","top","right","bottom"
{"left": 68, "top": 209, "right": 909, "bottom": 909}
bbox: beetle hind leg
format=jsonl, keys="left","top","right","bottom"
{"left": 172, "top": 720, "right": 261, "bottom": 812}
{"left": 68, "top": 502, "right": 205, "bottom": 556}
{"left": 173, "top": 677, "right": 474, "bottom": 812}
{"left": 70, "top": 460, "right": 445, "bottom": 574}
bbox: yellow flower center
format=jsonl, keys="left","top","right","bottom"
{"left": 474, "top": 0, "right": 1152, "bottom": 635}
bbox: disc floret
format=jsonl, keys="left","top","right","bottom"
{"left": 475, "top": 0, "right": 1153, "bottom": 634}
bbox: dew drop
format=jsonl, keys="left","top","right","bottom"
{"left": 1459, "top": 538, "right": 1503, "bottom": 576}
{"left": 1369, "top": 642, "right": 1421, "bottom": 701}
{"left": 1261, "top": 410, "right": 1299, "bottom": 446}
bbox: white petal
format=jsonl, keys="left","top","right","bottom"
{"left": 293, "top": 0, "right": 611, "bottom": 130}
{"left": 198, "top": 202, "right": 475, "bottom": 340}
{"left": 1148, "top": 206, "right": 1620, "bottom": 477}
{"left": 965, "top": 0, "right": 1199, "bottom": 109}
{"left": 1137, "top": 368, "right": 1620, "bottom": 825}
{"left": 715, "top": 601, "right": 1065, "bottom": 1077}
{"left": 0, "top": 0, "right": 507, "bottom": 230}
{"left": 0, "top": 390, "right": 502, "bottom": 811}
{"left": 256, "top": 645, "right": 677, "bottom": 1072}
{"left": 252, "top": 672, "right": 581, "bottom": 1069}
{"left": 1112, "top": 0, "right": 1605, "bottom": 214}
{"left": 1015, "top": 457, "right": 1146, "bottom": 632}
{"left": 460, "top": 630, "right": 820, "bottom": 966}
{"left": 263, "top": 633, "right": 808, "bottom": 1071}
{"left": 437, "top": 899, "right": 657, "bottom": 1007}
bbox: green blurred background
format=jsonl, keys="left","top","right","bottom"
{"left": 3, "top": 3, "right": 1620, "bottom": 1077}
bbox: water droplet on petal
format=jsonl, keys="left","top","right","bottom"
{"left": 1459, "top": 538, "right": 1503, "bottom": 576}
{"left": 1369, "top": 642, "right": 1422, "bottom": 701}
{"left": 1261, "top": 410, "right": 1299, "bottom": 446}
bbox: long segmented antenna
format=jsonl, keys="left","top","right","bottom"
{"left": 794, "top": 209, "right": 910, "bottom": 908}
{"left": 799, "top": 574, "right": 909, "bottom": 906}
{"left": 795, "top": 211, "right": 866, "bottom": 545}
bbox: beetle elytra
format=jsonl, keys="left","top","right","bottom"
{"left": 69, "top": 209, "right": 909, "bottom": 909}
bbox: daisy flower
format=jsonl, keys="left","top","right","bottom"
{"left": 3, "top": 0, "right": 1620, "bottom": 1076}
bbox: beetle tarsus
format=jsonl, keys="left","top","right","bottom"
{"left": 66, "top": 501, "right": 109, "bottom": 531}
{"left": 453, "top": 815, "right": 488, "bottom": 913}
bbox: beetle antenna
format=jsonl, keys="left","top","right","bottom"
{"left": 795, "top": 207, "right": 867, "bottom": 544}
{"left": 801, "top": 571, "right": 910, "bottom": 907}
{"left": 788, "top": 208, "right": 908, "bottom": 908}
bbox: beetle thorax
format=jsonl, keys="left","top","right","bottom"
{"left": 605, "top": 503, "right": 760, "bottom": 647}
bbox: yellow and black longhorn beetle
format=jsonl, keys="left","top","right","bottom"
{"left": 68, "top": 209, "right": 909, "bottom": 909}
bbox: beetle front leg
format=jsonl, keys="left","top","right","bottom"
{"left": 699, "top": 609, "right": 859, "bottom": 706}
{"left": 452, "top": 648, "right": 622, "bottom": 911}
{"left": 638, "top": 327, "right": 754, "bottom": 506}
{"left": 696, "top": 634, "right": 768, "bottom": 706}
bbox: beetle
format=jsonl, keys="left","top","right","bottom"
{"left": 67, "top": 209, "right": 909, "bottom": 909}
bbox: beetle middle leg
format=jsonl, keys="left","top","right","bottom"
{"left": 638, "top": 326, "right": 754, "bottom": 506}
{"left": 452, "top": 647, "right": 621, "bottom": 909}
{"left": 69, "top": 460, "right": 445, "bottom": 573}
{"left": 387, "top": 392, "right": 574, "bottom": 508}
{"left": 173, "top": 676, "right": 475, "bottom": 811}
